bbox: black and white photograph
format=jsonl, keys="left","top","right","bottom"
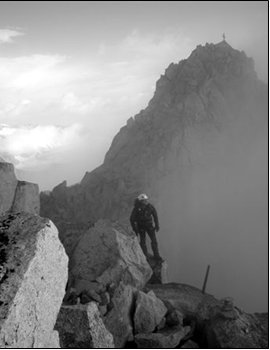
{"left": 0, "top": 1, "right": 268, "bottom": 348}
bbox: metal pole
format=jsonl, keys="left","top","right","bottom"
{"left": 202, "top": 265, "right": 210, "bottom": 294}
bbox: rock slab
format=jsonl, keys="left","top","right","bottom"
{"left": 134, "top": 290, "right": 167, "bottom": 334}
{"left": 0, "top": 162, "right": 40, "bottom": 216}
{"left": 135, "top": 326, "right": 191, "bottom": 348}
{"left": 104, "top": 282, "right": 134, "bottom": 348}
{"left": 0, "top": 163, "right": 17, "bottom": 215}
{"left": 11, "top": 181, "right": 40, "bottom": 215}
{"left": 0, "top": 212, "right": 68, "bottom": 348}
{"left": 55, "top": 302, "right": 114, "bottom": 348}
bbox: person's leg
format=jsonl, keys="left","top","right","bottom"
{"left": 147, "top": 226, "right": 162, "bottom": 259}
{"left": 138, "top": 228, "right": 148, "bottom": 256}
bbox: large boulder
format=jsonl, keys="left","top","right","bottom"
{"left": 145, "top": 283, "right": 219, "bottom": 318}
{"left": 0, "top": 212, "right": 68, "bottom": 348}
{"left": 134, "top": 290, "right": 167, "bottom": 334}
{"left": 70, "top": 219, "right": 152, "bottom": 291}
{"left": 55, "top": 302, "right": 114, "bottom": 348}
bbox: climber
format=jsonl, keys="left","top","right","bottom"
{"left": 130, "top": 193, "right": 163, "bottom": 262}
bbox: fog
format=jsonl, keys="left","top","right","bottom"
{"left": 156, "top": 109, "right": 268, "bottom": 313}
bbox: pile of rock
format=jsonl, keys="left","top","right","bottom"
{"left": 60, "top": 219, "right": 153, "bottom": 347}
{"left": 0, "top": 212, "right": 267, "bottom": 348}
{"left": 133, "top": 290, "right": 192, "bottom": 348}
{"left": 55, "top": 219, "right": 199, "bottom": 348}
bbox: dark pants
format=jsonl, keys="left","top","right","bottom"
{"left": 138, "top": 224, "right": 160, "bottom": 258}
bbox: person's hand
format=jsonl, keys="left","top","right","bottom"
{"left": 155, "top": 225, "right": 160, "bottom": 232}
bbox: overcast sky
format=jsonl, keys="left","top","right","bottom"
{"left": 0, "top": 1, "right": 267, "bottom": 190}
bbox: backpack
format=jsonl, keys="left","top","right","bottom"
{"left": 134, "top": 202, "right": 154, "bottom": 225}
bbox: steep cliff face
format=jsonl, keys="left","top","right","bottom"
{"left": 0, "top": 162, "right": 40, "bottom": 216}
{"left": 40, "top": 41, "right": 267, "bottom": 311}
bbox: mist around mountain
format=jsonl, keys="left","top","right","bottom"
{"left": 41, "top": 40, "right": 268, "bottom": 313}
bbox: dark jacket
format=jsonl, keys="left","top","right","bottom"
{"left": 130, "top": 201, "right": 159, "bottom": 233}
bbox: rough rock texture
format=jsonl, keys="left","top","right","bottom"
{"left": 0, "top": 212, "right": 68, "bottom": 348}
{"left": 146, "top": 284, "right": 268, "bottom": 348}
{"left": 0, "top": 162, "right": 40, "bottom": 216}
{"left": 66, "top": 220, "right": 152, "bottom": 348}
{"left": 64, "top": 283, "right": 133, "bottom": 348}
{"left": 134, "top": 290, "right": 167, "bottom": 334}
{"left": 166, "top": 308, "right": 184, "bottom": 327}
{"left": 57, "top": 221, "right": 89, "bottom": 257}
{"left": 0, "top": 163, "right": 17, "bottom": 215}
{"left": 135, "top": 325, "right": 191, "bottom": 348}
{"left": 204, "top": 302, "right": 269, "bottom": 348}
{"left": 55, "top": 302, "right": 114, "bottom": 348}
{"left": 70, "top": 219, "right": 152, "bottom": 290}
{"left": 103, "top": 282, "right": 134, "bottom": 348}
{"left": 147, "top": 255, "right": 168, "bottom": 284}
{"left": 145, "top": 283, "right": 219, "bottom": 317}
{"left": 11, "top": 181, "right": 40, "bottom": 215}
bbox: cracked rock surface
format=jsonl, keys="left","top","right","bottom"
{"left": 70, "top": 219, "right": 152, "bottom": 290}
{"left": 0, "top": 212, "right": 68, "bottom": 348}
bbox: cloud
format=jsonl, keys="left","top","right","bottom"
{"left": 0, "top": 53, "right": 84, "bottom": 124}
{"left": 0, "top": 123, "right": 84, "bottom": 169}
{"left": 0, "top": 28, "right": 24, "bottom": 44}
{"left": 0, "top": 54, "right": 66, "bottom": 90}
{"left": 0, "top": 29, "right": 194, "bottom": 187}
{"left": 0, "top": 29, "right": 193, "bottom": 123}
{"left": 61, "top": 92, "right": 92, "bottom": 114}
{"left": 98, "top": 29, "right": 192, "bottom": 65}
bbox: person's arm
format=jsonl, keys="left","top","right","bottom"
{"left": 151, "top": 205, "right": 159, "bottom": 231}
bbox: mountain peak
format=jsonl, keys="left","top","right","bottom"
{"left": 146, "top": 41, "right": 257, "bottom": 114}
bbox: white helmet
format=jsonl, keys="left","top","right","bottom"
{"left": 138, "top": 193, "right": 148, "bottom": 201}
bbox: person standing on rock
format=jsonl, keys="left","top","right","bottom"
{"left": 130, "top": 193, "right": 163, "bottom": 262}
